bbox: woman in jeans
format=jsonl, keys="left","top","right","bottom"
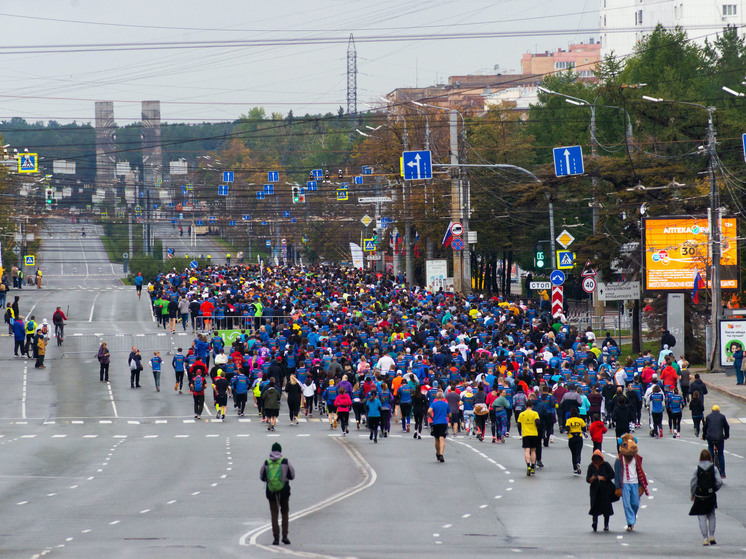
{"left": 97, "top": 341, "right": 110, "bottom": 382}
{"left": 689, "top": 448, "right": 723, "bottom": 546}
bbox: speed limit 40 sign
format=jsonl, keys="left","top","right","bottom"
{"left": 582, "top": 276, "right": 597, "bottom": 293}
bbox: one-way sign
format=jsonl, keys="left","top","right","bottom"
{"left": 553, "top": 145, "right": 584, "bottom": 177}
{"left": 402, "top": 150, "right": 432, "bottom": 180}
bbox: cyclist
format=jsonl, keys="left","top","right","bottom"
{"left": 52, "top": 306, "right": 67, "bottom": 344}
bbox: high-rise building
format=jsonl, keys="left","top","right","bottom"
{"left": 600, "top": 0, "right": 746, "bottom": 59}
{"left": 141, "top": 100, "right": 162, "bottom": 190}
{"left": 95, "top": 101, "right": 116, "bottom": 187}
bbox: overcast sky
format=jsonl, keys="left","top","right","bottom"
{"left": 0, "top": 0, "right": 599, "bottom": 124}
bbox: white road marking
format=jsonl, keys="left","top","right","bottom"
{"left": 462, "top": 513, "right": 471, "bottom": 518}
{"left": 442, "top": 524, "right": 452, "bottom": 528}
{"left": 109, "top": 521, "right": 120, "bottom": 525}
{"left": 139, "top": 509, "right": 150, "bottom": 514}
{"left": 240, "top": 439, "right": 376, "bottom": 558}
{"left": 167, "top": 500, "right": 177, "bottom": 504}
{"left": 88, "top": 291, "right": 102, "bottom": 322}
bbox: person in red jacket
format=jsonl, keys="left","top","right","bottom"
{"left": 660, "top": 357, "right": 678, "bottom": 390}
{"left": 334, "top": 387, "right": 353, "bottom": 436}
{"left": 589, "top": 413, "right": 607, "bottom": 452}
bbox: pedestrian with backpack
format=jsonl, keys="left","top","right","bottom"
{"left": 689, "top": 449, "right": 723, "bottom": 546}
{"left": 259, "top": 442, "right": 295, "bottom": 546}
{"left": 190, "top": 370, "right": 206, "bottom": 420}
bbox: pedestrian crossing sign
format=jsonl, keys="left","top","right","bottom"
{"left": 18, "top": 153, "right": 38, "bottom": 173}
{"left": 557, "top": 250, "right": 575, "bottom": 269}
{"left": 336, "top": 189, "right": 349, "bottom": 201}
{"left": 363, "top": 239, "right": 376, "bottom": 251}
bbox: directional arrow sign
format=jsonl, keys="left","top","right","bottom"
{"left": 550, "top": 270, "right": 566, "bottom": 286}
{"left": 402, "top": 150, "right": 432, "bottom": 180}
{"left": 552, "top": 145, "right": 584, "bottom": 177}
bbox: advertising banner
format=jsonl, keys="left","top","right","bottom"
{"left": 720, "top": 320, "right": 746, "bottom": 367}
{"left": 644, "top": 216, "right": 738, "bottom": 291}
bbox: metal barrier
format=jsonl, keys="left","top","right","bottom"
{"left": 61, "top": 331, "right": 191, "bottom": 359}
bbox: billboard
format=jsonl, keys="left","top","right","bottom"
{"left": 644, "top": 216, "right": 738, "bottom": 291}
{"left": 720, "top": 319, "right": 746, "bottom": 367}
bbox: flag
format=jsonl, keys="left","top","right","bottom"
{"left": 395, "top": 231, "right": 402, "bottom": 255}
{"left": 692, "top": 270, "right": 705, "bottom": 304}
{"left": 414, "top": 243, "right": 420, "bottom": 258}
{"left": 442, "top": 221, "right": 454, "bottom": 246}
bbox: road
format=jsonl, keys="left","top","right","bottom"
{"left": 0, "top": 225, "right": 745, "bottom": 558}
{"left": 151, "top": 222, "right": 230, "bottom": 265}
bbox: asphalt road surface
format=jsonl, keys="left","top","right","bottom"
{"left": 0, "top": 227, "right": 744, "bottom": 558}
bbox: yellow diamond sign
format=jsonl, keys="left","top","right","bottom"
{"left": 556, "top": 229, "right": 575, "bottom": 249}
{"left": 360, "top": 215, "right": 373, "bottom": 227}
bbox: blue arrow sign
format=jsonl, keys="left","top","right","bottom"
{"left": 242, "top": 214, "right": 251, "bottom": 221}
{"left": 265, "top": 240, "right": 272, "bottom": 247}
{"left": 312, "top": 169, "right": 323, "bottom": 179}
{"left": 171, "top": 218, "right": 177, "bottom": 224}
{"left": 306, "top": 180, "right": 317, "bottom": 190}
{"left": 208, "top": 216, "right": 216, "bottom": 224}
{"left": 167, "top": 248, "right": 174, "bottom": 254}
{"left": 196, "top": 220, "right": 203, "bottom": 226}
{"left": 291, "top": 218, "right": 297, "bottom": 223}
{"left": 218, "top": 184, "right": 229, "bottom": 196}
{"left": 190, "top": 260, "right": 199, "bottom": 269}
{"left": 402, "top": 150, "right": 433, "bottom": 180}
{"left": 283, "top": 211, "right": 290, "bottom": 218}
{"left": 550, "top": 270, "right": 566, "bottom": 286}
{"left": 264, "top": 184, "right": 274, "bottom": 195}
{"left": 229, "top": 220, "right": 236, "bottom": 226}
{"left": 268, "top": 171, "right": 279, "bottom": 182}
{"left": 223, "top": 171, "right": 234, "bottom": 183}
{"left": 362, "top": 165, "right": 373, "bottom": 175}
{"left": 552, "top": 145, "right": 584, "bottom": 177}
{"left": 257, "top": 192, "right": 265, "bottom": 200}
{"left": 353, "top": 176, "right": 363, "bottom": 185}
{"left": 181, "top": 186, "right": 187, "bottom": 193}
{"left": 168, "top": 202, "right": 174, "bottom": 208}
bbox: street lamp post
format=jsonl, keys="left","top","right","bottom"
{"left": 643, "top": 95, "right": 721, "bottom": 370}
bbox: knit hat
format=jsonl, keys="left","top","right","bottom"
{"left": 712, "top": 405, "right": 720, "bottom": 412}
{"left": 271, "top": 442, "right": 282, "bottom": 452}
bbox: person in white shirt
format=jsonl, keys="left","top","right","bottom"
{"left": 376, "top": 354, "right": 395, "bottom": 374}
{"left": 614, "top": 364, "right": 627, "bottom": 387}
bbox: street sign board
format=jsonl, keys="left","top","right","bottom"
{"left": 529, "top": 281, "right": 551, "bottom": 290}
{"left": 24, "top": 255, "right": 35, "bottom": 266}
{"left": 336, "top": 190, "right": 349, "bottom": 201}
{"left": 265, "top": 240, "right": 272, "bottom": 247}
{"left": 451, "top": 238, "right": 464, "bottom": 251}
{"left": 218, "top": 184, "right": 229, "bottom": 196}
{"left": 306, "top": 180, "right": 317, "bottom": 190}
{"left": 208, "top": 216, "right": 216, "bottom": 224}
{"left": 223, "top": 171, "right": 234, "bottom": 183}
{"left": 597, "top": 281, "right": 641, "bottom": 301}
{"left": 550, "top": 270, "right": 566, "bottom": 286}
{"left": 552, "top": 145, "right": 584, "bottom": 177}
{"left": 451, "top": 222, "right": 463, "bottom": 237}
{"left": 171, "top": 218, "right": 177, "bottom": 224}
{"left": 742, "top": 134, "right": 746, "bottom": 162}
{"left": 582, "top": 277, "right": 597, "bottom": 293}
{"left": 190, "top": 260, "right": 198, "bottom": 269}
{"left": 256, "top": 192, "right": 265, "bottom": 200}
{"left": 358, "top": 197, "right": 392, "bottom": 203}
{"left": 361, "top": 215, "right": 373, "bottom": 227}
{"left": 312, "top": 169, "right": 323, "bottom": 179}
{"left": 581, "top": 261, "right": 597, "bottom": 277}
{"left": 18, "top": 153, "right": 38, "bottom": 173}
{"left": 552, "top": 286, "right": 564, "bottom": 318}
{"left": 264, "top": 184, "right": 274, "bottom": 194}
{"left": 402, "top": 150, "right": 433, "bottom": 180}
{"left": 556, "top": 229, "right": 575, "bottom": 249}
{"left": 268, "top": 171, "right": 279, "bottom": 183}
{"left": 557, "top": 250, "right": 575, "bottom": 269}
{"left": 353, "top": 176, "right": 363, "bottom": 185}
{"left": 283, "top": 211, "right": 290, "bottom": 218}
{"left": 229, "top": 220, "right": 236, "bottom": 226}
{"left": 363, "top": 239, "right": 376, "bottom": 251}
{"left": 242, "top": 214, "right": 251, "bottom": 221}
{"left": 362, "top": 165, "right": 373, "bottom": 175}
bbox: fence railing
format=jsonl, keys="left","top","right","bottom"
{"left": 61, "top": 331, "right": 198, "bottom": 359}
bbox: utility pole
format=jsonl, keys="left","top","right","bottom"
{"left": 450, "top": 111, "right": 462, "bottom": 293}
{"left": 707, "top": 107, "right": 722, "bottom": 371}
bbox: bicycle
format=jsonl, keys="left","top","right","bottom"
{"left": 55, "top": 323, "right": 65, "bottom": 346}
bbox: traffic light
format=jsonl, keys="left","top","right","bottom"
{"left": 45, "top": 188, "right": 54, "bottom": 204}
{"left": 338, "top": 169, "right": 343, "bottom": 179}
{"left": 324, "top": 170, "right": 330, "bottom": 181}
{"left": 535, "top": 244, "right": 546, "bottom": 269}
{"left": 372, "top": 229, "right": 378, "bottom": 245}
{"left": 292, "top": 186, "right": 300, "bottom": 203}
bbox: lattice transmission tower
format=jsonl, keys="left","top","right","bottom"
{"left": 346, "top": 34, "right": 357, "bottom": 114}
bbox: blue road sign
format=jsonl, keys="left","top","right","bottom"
{"left": 257, "top": 192, "right": 265, "bottom": 200}
{"left": 339, "top": 182, "right": 349, "bottom": 190}
{"left": 362, "top": 165, "right": 373, "bottom": 175}
{"left": 25, "top": 255, "right": 35, "bottom": 266}
{"left": 242, "top": 214, "right": 251, "bottom": 221}
{"left": 381, "top": 217, "right": 392, "bottom": 228}
{"left": 153, "top": 204, "right": 160, "bottom": 210}
{"left": 208, "top": 216, "right": 216, "bottom": 224}
{"left": 552, "top": 145, "right": 584, "bottom": 177}
{"left": 135, "top": 211, "right": 142, "bottom": 217}
{"left": 229, "top": 220, "right": 236, "bottom": 226}
{"left": 171, "top": 218, "right": 177, "bottom": 224}
{"left": 218, "top": 184, "right": 229, "bottom": 196}
{"left": 336, "top": 190, "right": 349, "bottom": 201}
{"left": 363, "top": 239, "right": 376, "bottom": 251}
{"left": 353, "top": 176, "right": 363, "bottom": 185}
{"left": 402, "top": 150, "right": 433, "bottom": 180}
{"left": 264, "top": 184, "right": 274, "bottom": 195}
{"left": 268, "top": 171, "right": 279, "bottom": 183}
{"left": 265, "top": 240, "right": 272, "bottom": 247}
{"left": 742, "top": 134, "right": 746, "bottom": 161}
{"left": 186, "top": 183, "right": 193, "bottom": 191}
{"left": 451, "top": 237, "right": 464, "bottom": 251}
{"left": 283, "top": 211, "right": 290, "bottom": 218}
{"left": 557, "top": 250, "right": 575, "bottom": 269}
{"left": 167, "top": 248, "right": 174, "bottom": 255}
{"left": 261, "top": 221, "right": 268, "bottom": 226}
{"left": 312, "top": 169, "right": 323, "bottom": 179}
{"left": 168, "top": 202, "right": 174, "bottom": 208}
{"left": 181, "top": 186, "right": 187, "bottom": 193}
{"left": 306, "top": 180, "right": 317, "bottom": 190}
{"left": 196, "top": 220, "right": 203, "bottom": 226}
{"left": 291, "top": 218, "right": 297, "bottom": 223}
{"left": 223, "top": 171, "right": 234, "bottom": 183}
{"left": 190, "top": 260, "right": 198, "bottom": 269}
{"left": 550, "top": 270, "right": 566, "bottom": 286}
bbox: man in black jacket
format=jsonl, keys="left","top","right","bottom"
{"left": 689, "top": 374, "right": 709, "bottom": 407}
{"left": 703, "top": 405, "right": 730, "bottom": 478}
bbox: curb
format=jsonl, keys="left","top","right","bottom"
{"left": 705, "top": 382, "right": 746, "bottom": 405}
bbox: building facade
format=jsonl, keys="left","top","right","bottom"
{"left": 600, "top": 0, "right": 746, "bottom": 58}
{"left": 520, "top": 41, "right": 601, "bottom": 80}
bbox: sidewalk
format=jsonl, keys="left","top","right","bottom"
{"left": 698, "top": 370, "right": 746, "bottom": 405}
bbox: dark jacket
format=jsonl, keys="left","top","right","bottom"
{"left": 688, "top": 460, "right": 722, "bottom": 516}
{"left": 703, "top": 410, "right": 729, "bottom": 442}
{"left": 587, "top": 459, "right": 615, "bottom": 517}
{"left": 689, "top": 379, "right": 708, "bottom": 403}
{"left": 128, "top": 351, "right": 142, "bottom": 370}
{"left": 262, "top": 386, "right": 282, "bottom": 410}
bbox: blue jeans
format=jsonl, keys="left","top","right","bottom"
{"left": 735, "top": 363, "right": 744, "bottom": 385}
{"left": 622, "top": 482, "right": 640, "bottom": 526}
{"left": 181, "top": 313, "right": 188, "bottom": 331}
{"left": 707, "top": 439, "right": 725, "bottom": 476}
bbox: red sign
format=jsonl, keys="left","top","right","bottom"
{"left": 552, "top": 286, "right": 563, "bottom": 318}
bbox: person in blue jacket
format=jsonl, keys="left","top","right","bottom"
{"left": 365, "top": 390, "right": 382, "bottom": 443}
{"left": 13, "top": 315, "right": 27, "bottom": 357}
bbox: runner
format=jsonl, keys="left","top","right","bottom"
{"left": 172, "top": 348, "right": 187, "bottom": 393}
{"left": 428, "top": 389, "right": 450, "bottom": 463}
{"left": 212, "top": 369, "right": 230, "bottom": 421}
{"left": 517, "top": 398, "right": 541, "bottom": 476}
{"left": 150, "top": 351, "right": 163, "bottom": 392}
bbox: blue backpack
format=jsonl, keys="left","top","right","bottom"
{"left": 193, "top": 376, "right": 204, "bottom": 392}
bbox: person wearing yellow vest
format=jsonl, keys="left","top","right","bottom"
{"left": 36, "top": 268, "right": 42, "bottom": 289}
{"left": 25, "top": 315, "right": 37, "bottom": 357}
{"left": 253, "top": 298, "right": 263, "bottom": 331}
